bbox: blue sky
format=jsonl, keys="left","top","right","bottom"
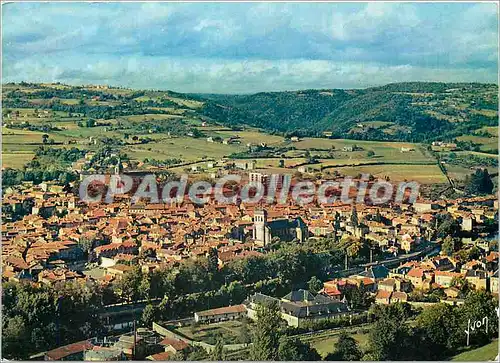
{"left": 2, "top": 2, "right": 498, "bottom": 93}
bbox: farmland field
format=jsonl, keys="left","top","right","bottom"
{"left": 334, "top": 164, "right": 447, "bottom": 183}
{"left": 457, "top": 135, "right": 498, "bottom": 153}
{"left": 2, "top": 153, "right": 35, "bottom": 169}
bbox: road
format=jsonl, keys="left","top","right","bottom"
{"left": 330, "top": 243, "right": 440, "bottom": 278}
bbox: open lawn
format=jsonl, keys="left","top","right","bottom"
{"left": 450, "top": 340, "right": 498, "bottom": 361}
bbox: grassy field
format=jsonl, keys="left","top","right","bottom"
{"left": 174, "top": 320, "right": 248, "bottom": 345}
{"left": 2, "top": 153, "right": 35, "bottom": 169}
{"left": 333, "top": 164, "right": 447, "bottom": 183}
{"left": 476, "top": 126, "right": 498, "bottom": 136}
{"left": 450, "top": 340, "right": 498, "bottom": 361}
{"left": 126, "top": 137, "right": 241, "bottom": 161}
{"left": 446, "top": 165, "right": 474, "bottom": 181}
{"left": 454, "top": 150, "right": 499, "bottom": 159}
{"left": 291, "top": 138, "right": 433, "bottom": 162}
{"left": 457, "top": 135, "right": 498, "bottom": 153}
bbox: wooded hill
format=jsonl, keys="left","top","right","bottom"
{"left": 196, "top": 82, "right": 498, "bottom": 142}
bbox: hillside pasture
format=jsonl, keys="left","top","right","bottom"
{"left": 333, "top": 164, "right": 447, "bottom": 183}
{"left": 457, "top": 135, "right": 498, "bottom": 152}
{"left": 2, "top": 153, "right": 35, "bottom": 169}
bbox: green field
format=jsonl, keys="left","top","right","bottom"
{"left": 457, "top": 135, "right": 498, "bottom": 153}
{"left": 2, "top": 153, "right": 35, "bottom": 169}
{"left": 446, "top": 165, "right": 474, "bottom": 181}
{"left": 476, "top": 126, "right": 498, "bottom": 136}
{"left": 334, "top": 163, "right": 447, "bottom": 183}
{"left": 450, "top": 340, "right": 498, "bottom": 361}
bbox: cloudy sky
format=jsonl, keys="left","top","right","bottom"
{"left": 2, "top": 2, "right": 498, "bottom": 93}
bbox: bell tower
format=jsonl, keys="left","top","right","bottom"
{"left": 253, "top": 209, "right": 268, "bottom": 246}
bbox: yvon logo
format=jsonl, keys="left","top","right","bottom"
{"left": 464, "top": 307, "right": 500, "bottom": 346}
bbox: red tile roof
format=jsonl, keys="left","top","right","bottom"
{"left": 159, "top": 337, "right": 189, "bottom": 351}
{"left": 45, "top": 340, "right": 93, "bottom": 360}
{"left": 148, "top": 351, "right": 172, "bottom": 360}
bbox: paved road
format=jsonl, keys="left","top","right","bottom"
{"left": 330, "top": 243, "right": 440, "bottom": 278}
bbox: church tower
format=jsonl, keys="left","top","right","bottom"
{"left": 253, "top": 209, "right": 268, "bottom": 246}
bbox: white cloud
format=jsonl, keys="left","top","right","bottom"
{"left": 2, "top": 2, "right": 497, "bottom": 92}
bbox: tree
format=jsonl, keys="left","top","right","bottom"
{"left": 367, "top": 150, "right": 375, "bottom": 157}
{"left": 308, "top": 276, "right": 323, "bottom": 294}
{"left": 210, "top": 337, "right": 226, "bottom": 361}
{"left": 42, "top": 134, "right": 49, "bottom": 144}
{"left": 489, "top": 239, "right": 498, "bottom": 251}
{"left": 351, "top": 207, "right": 358, "bottom": 228}
{"left": 442, "top": 236, "right": 455, "bottom": 256}
{"left": 226, "top": 281, "right": 247, "bottom": 305}
{"left": 2, "top": 316, "right": 29, "bottom": 359}
{"left": 187, "top": 346, "right": 209, "bottom": 361}
{"left": 77, "top": 236, "right": 95, "bottom": 255}
{"left": 450, "top": 276, "right": 470, "bottom": 295}
{"left": 250, "top": 301, "right": 283, "bottom": 360}
{"left": 436, "top": 213, "right": 460, "bottom": 239}
{"left": 464, "top": 169, "right": 494, "bottom": 196}
{"left": 345, "top": 282, "right": 373, "bottom": 310}
{"left": 115, "top": 267, "right": 143, "bottom": 302}
{"left": 239, "top": 317, "right": 250, "bottom": 344}
{"left": 141, "top": 304, "right": 157, "bottom": 327}
{"left": 368, "top": 303, "right": 416, "bottom": 360}
{"left": 325, "top": 331, "right": 362, "bottom": 361}
{"left": 457, "top": 290, "right": 499, "bottom": 346}
{"left": 207, "top": 247, "right": 219, "bottom": 275}
{"left": 277, "top": 336, "right": 321, "bottom": 361}
{"left": 414, "top": 303, "right": 461, "bottom": 359}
